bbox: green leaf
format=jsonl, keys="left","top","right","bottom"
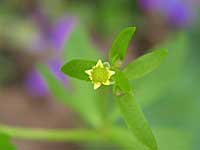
{"left": 132, "top": 33, "right": 187, "bottom": 108}
{"left": 109, "top": 27, "right": 136, "bottom": 66}
{"left": 113, "top": 70, "right": 131, "bottom": 93}
{"left": 61, "top": 59, "right": 96, "bottom": 81}
{"left": 123, "top": 49, "right": 168, "bottom": 80}
{"left": 114, "top": 91, "right": 157, "bottom": 150}
{"left": 0, "top": 132, "right": 16, "bottom": 150}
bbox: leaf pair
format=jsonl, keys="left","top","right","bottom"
{"left": 61, "top": 27, "right": 168, "bottom": 150}
{"left": 60, "top": 48, "right": 168, "bottom": 84}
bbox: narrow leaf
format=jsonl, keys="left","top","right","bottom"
{"left": 123, "top": 49, "right": 168, "bottom": 80}
{"left": 109, "top": 27, "right": 136, "bottom": 66}
{"left": 61, "top": 59, "right": 96, "bottom": 81}
{"left": 114, "top": 91, "right": 157, "bottom": 150}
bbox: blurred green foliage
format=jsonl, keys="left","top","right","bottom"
{"left": 0, "top": 0, "right": 199, "bottom": 150}
{"left": 0, "top": 132, "right": 15, "bottom": 150}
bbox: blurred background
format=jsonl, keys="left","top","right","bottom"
{"left": 0, "top": 0, "right": 199, "bottom": 150}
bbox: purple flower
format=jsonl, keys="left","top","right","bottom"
{"left": 47, "top": 58, "right": 68, "bottom": 85}
{"left": 139, "top": 0, "right": 197, "bottom": 26}
{"left": 25, "top": 69, "right": 48, "bottom": 96}
{"left": 25, "top": 58, "right": 68, "bottom": 96}
{"left": 50, "top": 16, "right": 75, "bottom": 51}
{"left": 24, "top": 15, "right": 75, "bottom": 96}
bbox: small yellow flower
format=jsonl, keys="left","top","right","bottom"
{"left": 85, "top": 59, "right": 115, "bottom": 90}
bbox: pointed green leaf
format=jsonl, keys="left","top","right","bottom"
{"left": 132, "top": 34, "right": 187, "bottom": 108}
{"left": 0, "top": 132, "right": 16, "bottom": 150}
{"left": 109, "top": 27, "right": 136, "bottom": 66}
{"left": 61, "top": 59, "right": 96, "bottom": 81}
{"left": 123, "top": 49, "right": 168, "bottom": 80}
{"left": 114, "top": 91, "right": 157, "bottom": 150}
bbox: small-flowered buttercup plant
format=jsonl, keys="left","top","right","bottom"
{"left": 0, "top": 26, "right": 168, "bottom": 150}
{"left": 61, "top": 26, "right": 168, "bottom": 150}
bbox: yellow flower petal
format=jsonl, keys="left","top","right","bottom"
{"left": 95, "top": 59, "right": 103, "bottom": 68}
{"left": 108, "top": 70, "right": 115, "bottom": 78}
{"left": 85, "top": 69, "right": 93, "bottom": 76}
{"left": 102, "top": 80, "right": 111, "bottom": 85}
{"left": 94, "top": 82, "right": 101, "bottom": 90}
{"left": 109, "top": 70, "right": 115, "bottom": 76}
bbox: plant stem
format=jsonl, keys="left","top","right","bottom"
{"left": 0, "top": 124, "right": 138, "bottom": 149}
{"left": 0, "top": 124, "right": 102, "bottom": 142}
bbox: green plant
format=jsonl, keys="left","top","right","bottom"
{"left": 0, "top": 26, "right": 168, "bottom": 150}
{"left": 61, "top": 27, "right": 168, "bottom": 150}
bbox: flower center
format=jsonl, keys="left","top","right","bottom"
{"left": 91, "top": 67, "right": 109, "bottom": 83}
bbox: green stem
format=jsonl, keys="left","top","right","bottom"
{"left": 97, "top": 86, "right": 112, "bottom": 127}
{"left": 0, "top": 124, "right": 137, "bottom": 149}
{"left": 0, "top": 124, "right": 102, "bottom": 142}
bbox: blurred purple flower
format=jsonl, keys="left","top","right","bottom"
{"left": 25, "top": 69, "right": 48, "bottom": 96}
{"left": 25, "top": 58, "right": 68, "bottom": 96}
{"left": 50, "top": 16, "right": 75, "bottom": 51}
{"left": 139, "top": 0, "right": 197, "bottom": 26}
{"left": 47, "top": 58, "right": 68, "bottom": 85}
{"left": 25, "top": 16, "right": 75, "bottom": 96}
